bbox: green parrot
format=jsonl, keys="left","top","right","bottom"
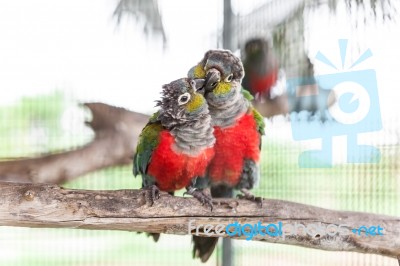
{"left": 133, "top": 77, "right": 216, "bottom": 241}
{"left": 188, "top": 50, "right": 265, "bottom": 262}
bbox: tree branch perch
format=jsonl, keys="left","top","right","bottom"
{"left": 0, "top": 182, "right": 399, "bottom": 260}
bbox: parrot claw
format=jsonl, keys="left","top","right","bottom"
{"left": 142, "top": 185, "right": 160, "bottom": 206}
{"left": 237, "top": 189, "right": 263, "bottom": 207}
{"left": 185, "top": 186, "right": 214, "bottom": 211}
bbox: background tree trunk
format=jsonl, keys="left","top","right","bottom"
{"left": 0, "top": 103, "right": 149, "bottom": 184}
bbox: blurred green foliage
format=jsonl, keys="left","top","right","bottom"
{"left": 0, "top": 91, "right": 65, "bottom": 156}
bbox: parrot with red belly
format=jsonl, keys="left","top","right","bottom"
{"left": 133, "top": 77, "right": 216, "bottom": 242}
{"left": 188, "top": 50, "right": 265, "bottom": 262}
{"left": 242, "top": 38, "right": 279, "bottom": 99}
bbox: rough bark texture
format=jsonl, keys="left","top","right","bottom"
{"left": 0, "top": 103, "right": 149, "bottom": 184}
{"left": 0, "top": 182, "right": 399, "bottom": 260}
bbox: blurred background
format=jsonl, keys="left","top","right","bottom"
{"left": 0, "top": 0, "right": 399, "bottom": 265}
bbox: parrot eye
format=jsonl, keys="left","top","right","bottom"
{"left": 225, "top": 74, "right": 234, "bottom": 82}
{"left": 178, "top": 92, "right": 191, "bottom": 106}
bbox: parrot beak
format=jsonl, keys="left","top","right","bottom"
{"left": 205, "top": 68, "right": 221, "bottom": 93}
{"left": 191, "top": 78, "right": 206, "bottom": 94}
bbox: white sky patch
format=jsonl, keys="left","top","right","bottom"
{"left": 0, "top": 0, "right": 224, "bottom": 114}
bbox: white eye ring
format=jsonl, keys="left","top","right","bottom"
{"left": 225, "top": 74, "right": 234, "bottom": 82}
{"left": 178, "top": 92, "right": 191, "bottom": 106}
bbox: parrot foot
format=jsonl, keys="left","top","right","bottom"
{"left": 213, "top": 199, "right": 239, "bottom": 211}
{"left": 141, "top": 185, "right": 160, "bottom": 206}
{"left": 184, "top": 186, "right": 213, "bottom": 211}
{"left": 237, "top": 188, "right": 263, "bottom": 207}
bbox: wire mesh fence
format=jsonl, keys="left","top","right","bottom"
{"left": 0, "top": 0, "right": 399, "bottom": 265}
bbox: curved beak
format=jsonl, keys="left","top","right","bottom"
{"left": 191, "top": 78, "right": 206, "bottom": 94}
{"left": 205, "top": 68, "right": 221, "bottom": 92}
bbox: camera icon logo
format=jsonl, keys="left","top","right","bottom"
{"left": 287, "top": 39, "right": 382, "bottom": 168}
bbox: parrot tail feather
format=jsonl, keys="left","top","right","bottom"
{"left": 147, "top": 233, "right": 160, "bottom": 242}
{"left": 192, "top": 236, "right": 219, "bottom": 263}
{"left": 191, "top": 184, "right": 233, "bottom": 262}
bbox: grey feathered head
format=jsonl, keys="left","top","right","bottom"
{"left": 203, "top": 49, "right": 244, "bottom": 82}
{"left": 188, "top": 50, "right": 244, "bottom": 99}
{"left": 156, "top": 78, "right": 208, "bottom": 128}
{"left": 187, "top": 50, "right": 245, "bottom": 110}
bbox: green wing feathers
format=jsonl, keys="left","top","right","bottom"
{"left": 241, "top": 88, "right": 265, "bottom": 136}
{"left": 241, "top": 87, "right": 254, "bottom": 101}
{"left": 133, "top": 114, "right": 163, "bottom": 177}
{"left": 250, "top": 106, "right": 265, "bottom": 136}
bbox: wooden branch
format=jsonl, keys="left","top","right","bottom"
{"left": 1, "top": 182, "right": 399, "bottom": 260}
{"left": 0, "top": 103, "right": 149, "bottom": 184}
